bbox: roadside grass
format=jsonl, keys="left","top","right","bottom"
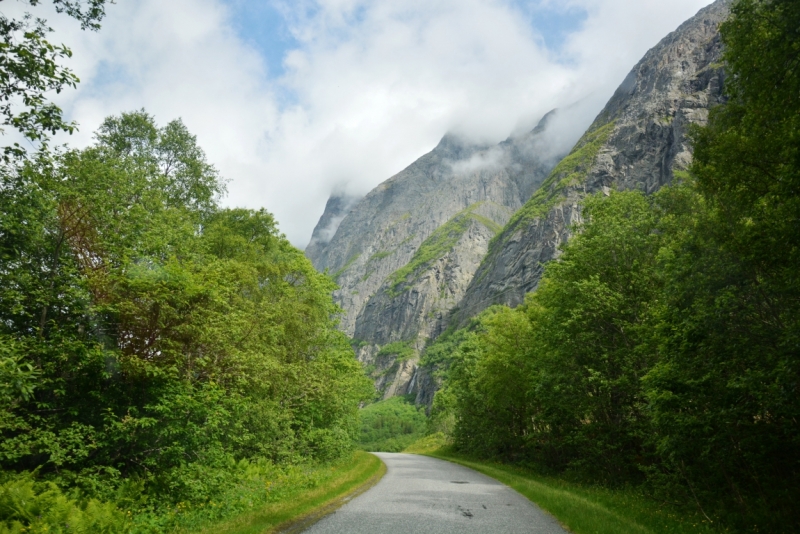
{"left": 405, "top": 436, "right": 720, "bottom": 534}
{"left": 193, "top": 451, "right": 385, "bottom": 534}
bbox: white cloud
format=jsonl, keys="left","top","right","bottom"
{"left": 19, "top": 0, "right": 714, "bottom": 247}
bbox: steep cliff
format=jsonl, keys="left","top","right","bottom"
{"left": 306, "top": 113, "right": 568, "bottom": 338}
{"left": 306, "top": 114, "right": 571, "bottom": 397}
{"left": 451, "top": 0, "right": 730, "bottom": 326}
{"left": 307, "top": 0, "right": 730, "bottom": 402}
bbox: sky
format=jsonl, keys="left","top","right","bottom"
{"left": 7, "top": 0, "right": 714, "bottom": 247}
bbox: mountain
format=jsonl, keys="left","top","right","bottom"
{"left": 308, "top": 0, "right": 730, "bottom": 402}
{"left": 306, "top": 194, "right": 361, "bottom": 261}
{"left": 450, "top": 0, "right": 730, "bottom": 329}
{"left": 306, "top": 113, "right": 571, "bottom": 397}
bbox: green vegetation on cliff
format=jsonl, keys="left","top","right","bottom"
{"left": 470, "top": 120, "right": 614, "bottom": 290}
{"left": 377, "top": 341, "right": 416, "bottom": 361}
{"left": 332, "top": 252, "right": 361, "bottom": 280}
{"left": 502, "top": 120, "right": 614, "bottom": 234}
{"left": 387, "top": 203, "right": 501, "bottom": 296}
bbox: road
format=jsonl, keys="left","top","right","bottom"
{"left": 301, "top": 452, "right": 568, "bottom": 534}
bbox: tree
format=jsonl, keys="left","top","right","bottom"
{"left": 0, "top": 0, "right": 110, "bottom": 160}
{"left": 643, "top": 0, "right": 800, "bottom": 528}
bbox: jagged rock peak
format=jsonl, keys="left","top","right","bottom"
{"left": 306, "top": 110, "right": 571, "bottom": 339}
{"left": 431, "top": 133, "right": 492, "bottom": 161}
{"left": 305, "top": 193, "right": 360, "bottom": 259}
{"left": 305, "top": 108, "right": 582, "bottom": 400}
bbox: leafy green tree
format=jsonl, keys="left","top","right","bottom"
{"left": 445, "top": 192, "right": 664, "bottom": 480}
{"left": 447, "top": 306, "right": 536, "bottom": 461}
{"left": 357, "top": 396, "right": 427, "bottom": 452}
{"left": 0, "top": 0, "right": 110, "bottom": 159}
{"left": 643, "top": 0, "right": 800, "bottom": 528}
{"left": 527, "top": 191, "right": 663, "bottom": 481}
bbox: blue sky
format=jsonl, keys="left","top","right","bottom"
{"left": 223, "top": 0, "right": 299, "bottom": 77}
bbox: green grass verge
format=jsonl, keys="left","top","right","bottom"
{"left": 405, "top": 437, "right": 718, "bottom": 534}
{"left": 198, "top": 451, "right": 385, "bottom": 534}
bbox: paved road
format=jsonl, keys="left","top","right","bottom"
{"left": 301, "top": 453, "right": 567, "bottom": 534}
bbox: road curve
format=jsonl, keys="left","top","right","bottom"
{"left": 301, "top": 452, "right": 567, "bottom": 534}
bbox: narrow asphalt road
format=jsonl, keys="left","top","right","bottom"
{"left": 301, "top": 453, "right": 568, "bottom": 534}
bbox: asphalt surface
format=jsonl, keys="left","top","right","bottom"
{"left": 301, "top": 452, "right": 568, "bottom": 534}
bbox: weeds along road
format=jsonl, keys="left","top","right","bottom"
{"left": 301, "top": 453, "right": 567, "bottom": 534}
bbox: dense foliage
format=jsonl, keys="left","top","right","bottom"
{"left": 0, "top": 111, "right": 371, "bottom": 531}
{"left": 429, "top": 0, "right": 800, "bottom": 531}
{"left": 357, "top": 396, "right": 427, "bottom": 452}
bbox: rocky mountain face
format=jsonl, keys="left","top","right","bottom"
{"left": 308, "top": 0, "right": 730, "bottom": 403}
{"left": 450, "top": 0, "right": 730, "bottom": 329}
{"left": 306, "top": 114, "right": 568, "bottom": 398}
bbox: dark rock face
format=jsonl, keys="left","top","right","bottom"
{"left": 451, "top": 0, "right": 730, "bottom": 327}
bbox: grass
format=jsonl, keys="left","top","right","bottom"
{"left": 404, "top": 437, "right": 720, "bottom": 534}
{"left": 195, "top": 452, "right": 385, "bottom": 534}
{"left": 376, "top": 341, "right": 415, "bottom": 361}
{"left": 331, "top": 252, "right": 361, "bottom": 281}
{"left": 368, "top": 250, "right": 393, "bottom": 262}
